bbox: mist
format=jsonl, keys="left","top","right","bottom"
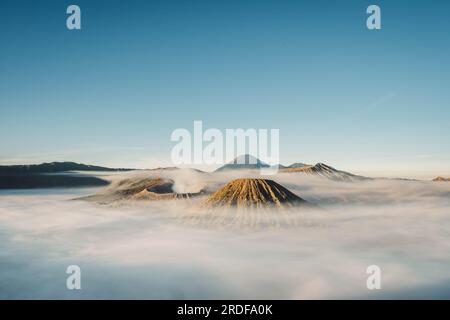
{"left": 0, "top": 171, "right": 449, "bottom": 299}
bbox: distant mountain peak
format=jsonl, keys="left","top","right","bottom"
{"left": 231, "top": 154, "right": 264, "bottom": 164}
{"left": 433, "top": 176, "right": 450, "bottom": 182}
{"left": 281, "top": 162, "right": 369, "bottom": 182}
{"left": 215, "top": 154, "right": 270, "bottom": 172}
{"left": 287, "top": 162, "right": 308, "bottom": 168}
{"left": 313, "top": 163, "right": 336, "bottom": 171}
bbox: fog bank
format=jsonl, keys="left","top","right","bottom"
{"left": 0, "top": 174, "right": 449, "bottom": 299}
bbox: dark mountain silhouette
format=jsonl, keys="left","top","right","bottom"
{"left": 0, "top": 161, "right": 132, "bottom": 174}
{"left": 0, "top": 174, "right": 109, "bottom": 189}
{"left": 0, "top": 162, "right": 133, "bottom": 189}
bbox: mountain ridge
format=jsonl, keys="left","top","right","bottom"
{"left": 0, "top": 161, "right": 134, "bottom": 174}
{"left": 214, "top": 154, "right": 368, "bottom": 181}
{"left": 280, "top": 162, "right": 369, "bottom": 181}
{"left": 433, "top": 176, "right": 450, "bottom": 182}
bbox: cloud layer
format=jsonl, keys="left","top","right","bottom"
{"left": 0, "top": 172, "right": 449, "bottom": 299}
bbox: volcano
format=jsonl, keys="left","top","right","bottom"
{"left": 203, "top": 178, "right": 310, "bottom": 209}
{"left": 281, "top": 163, "right": 368, "bottom": 181}
{"left": 215, "top": 154, "right": 270, "bottom": 171}
{"left": 433, "top": 177, "right": 450, "bottom": 182}
{"left": 79, "top": 177, "right": 204, "bottom": 203}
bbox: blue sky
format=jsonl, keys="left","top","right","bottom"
{"left": 1, "top": 0, "right": 449, "bottom": 178}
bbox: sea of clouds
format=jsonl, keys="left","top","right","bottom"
{"left": 0, "top": 171, "right": 449, "bottom": 299}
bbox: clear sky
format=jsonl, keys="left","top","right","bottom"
{"left": 1, "top": 0, "right": 449, "bottom": 179}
